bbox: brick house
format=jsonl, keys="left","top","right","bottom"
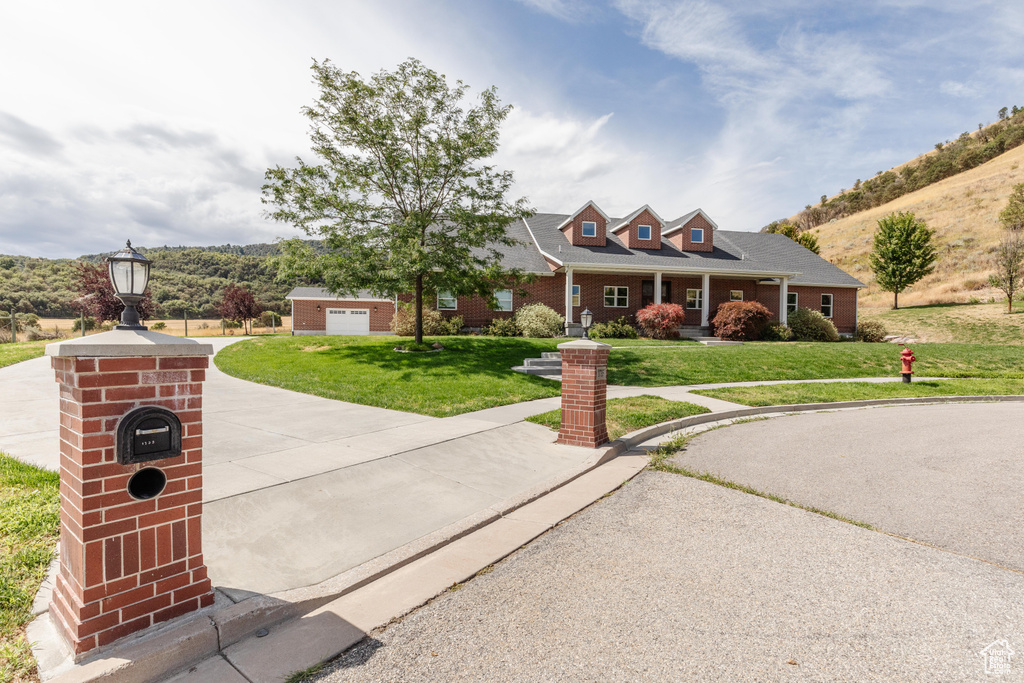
{"left": 286, "top": 200, "right": 864, "bottom": 336}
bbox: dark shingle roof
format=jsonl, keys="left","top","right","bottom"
{"left": 286, "top": 287, "right": 394, "bottom": 301}
{"left": 521, "top": 213, "right": 863, "bottom": 287}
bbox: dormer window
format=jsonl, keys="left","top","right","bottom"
{"left": 637, "top": 225, "right": 652, "bottom": 240}
{"left": 581, "top": 221, "right": 597, "bottom": 237}
{"left": 691, "top": 227, "right": 704, "bottom": 243}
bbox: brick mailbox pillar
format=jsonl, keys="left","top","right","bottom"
{"left": 556, "top": 338, "right": 611, "bottom": 448}
{"left": 45, "top": 330, "right": 215, "bottom": 657}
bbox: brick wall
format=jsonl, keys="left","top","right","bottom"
{"left": 556, "top": 342, "right": 610, "bottom": 448}
{"left": 667, "top": 213, "right": 714, "bottom": 252}
{"left": 560, "top": 205, "right": 607, "bottom": 247}
{"left": 612, "top": 208, "right": 663, "bottom": 250}
{"left": 291, "top": 299, "right": 395, "bottom": 334}
{"left": 787, "top": 285, "right": 858, "bottom": 334}
{"left": 49, "top": 355, "right": 213, "bottom": 656}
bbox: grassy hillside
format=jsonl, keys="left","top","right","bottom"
{"left": 859, "top": 301, "right": 1024, "bottom": 344}
{"left": 811, "top": 143, "right": 1024, "bottom": 308}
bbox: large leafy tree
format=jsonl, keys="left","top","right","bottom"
{"left": 263, "top": 58, "right": 531, "bottom": 343}
{"left": 869, "top": 211, "right": 937, "bottom": 309}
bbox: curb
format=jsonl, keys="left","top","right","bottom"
{"left": 34, "top": 394, "right": 1024, "bottom": 682}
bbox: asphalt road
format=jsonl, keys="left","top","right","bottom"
{"left": 310, "top": 403, "right": 1024, "bottom": 682}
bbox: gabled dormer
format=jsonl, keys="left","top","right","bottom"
{"left": 664, "top": 209, "right": 716, "bottom": 253}
{"left": 558, "top": 200, "right": 609, "bottom": 247}
{"left": 611, "top": 205, "right": 665, "bottom": 250}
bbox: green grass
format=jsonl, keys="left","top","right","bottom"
{"left": 607, "top": 342, "right": 1024, "bottom": 386}
{"left": 0, "top": 340, "right": 48, "bottom": 370}
{"left": 0, "top": 454, "right": 60, "bottom": 683}
{"left": 693, "top": 378, "right": 1024, "bottom": 406}
{"left": 648, "top": 433, "right": 873, "bottom": 529}
{"left": 526, "top": 395, "right": 710, "bottom": 440}
{"left": 215, "top": 335, "right": 563, "bottom": 417}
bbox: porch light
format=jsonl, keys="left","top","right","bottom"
{"left": 580, "top": 308, "right": 594, "bottom": 338}
{"left": 106, "top": 240, "right": 151, "bottom": 330}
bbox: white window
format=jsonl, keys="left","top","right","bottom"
{"left": 637, "top": 224, "right": 652, "bottom": 240}
{"left": 604, "top": 286, "right": 628, "bottom": 308}
{"left": 572, "top": 284, "right": 580, "bottom": 307}
{"left": 787, "top": 292, "right": 798, "bottom": 314}
{"left": 730, "top": 290, "right": 743, "bottom": 302}
{"left": 437, "top": 291, "right": 457, "bottom": 310}
{"left": 686, "top": 288, "right": 703, "bottom": 310}
{"left": 821, "top": 293, "right": 833, "bottom": 318}
{"left": 495, "top": 289, "right": 513, "bottom": 312}
{"left": 581, "top": 221, "right": 597, "bottom": 237}
{"left": 691, "top": 227, "right": 704, "bottom": 243}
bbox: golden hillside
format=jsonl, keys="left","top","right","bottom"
{"left": 809, "top": 143, "right": 1024, "bottom": 308}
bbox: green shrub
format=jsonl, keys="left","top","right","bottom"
{"left": 437, "top": 315, "right": 464, "bottom": 336}
{"left": 855, "top": 320, "right": 888, "bottom": 343}
{"left": 71, "top": 316, "right": 98, "bottom": 332}
{"left": 636, "top": 303, "right": 686, "bottom": 339}
{"left": 760, "top": 322, "right": 793, "bottom": 342}
{"left": 389, "top": 302, "right": 448, "bottom": 336}
{"left": 151, "top": 322, "right": 167, "bottom": 330}
{"left": 484, "top": 317, "right": 519, "bottom": 337}
{"left": 589, "top": 316, "right": 638, "bottom": 340}
{"left": 788, "top": 307, "right": 839, "bottom": 342}
{"left": 514, "top": 303, "right": 564, "bottom": 338}
{"left": 258, "top": 311, "right": 283, "bottom": 327}
{"left": 221, "top": 319, "right": 243, "bottom": 329}
{"left": 711, "top": 301, "right": 772, "bottom": 341}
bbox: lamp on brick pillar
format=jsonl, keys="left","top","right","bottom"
{"left": 556, "top": 338, "right": 611, "bottom": 448}
{"left": 106, "top": 240, "right": 151, "bottom": 331}
{"left": 580, "top": 308, "right": 593, "bottom": 340}
{"left": 44, "top": 245, "right": 215, "bottom": 659}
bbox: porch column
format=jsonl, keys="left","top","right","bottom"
{"left": 779, "top": 276, "right": 789, "bottom": 325}
{"left": 654, "top": 272, "right": 662, "bottom": 305}
{"left": 700, "top": 273, "right": 710, "bottom": 327}
{"left": 565, "top": 268, "right": 574, "bottom": 325}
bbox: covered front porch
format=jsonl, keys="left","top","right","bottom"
{"left": 560, "top": 267, "right": 798, "bottom": 336}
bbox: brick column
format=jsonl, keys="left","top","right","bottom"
{"left": 556, "top": 339, "right": 611, "bottom": 448}
{"left": 45, "top": 331, "right": 215, "bottom": 658}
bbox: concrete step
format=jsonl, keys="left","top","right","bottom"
{"left": 541, "top": 352, "right": 562, "bottom": 360}
{"left": 511, "top": 365, "right": 562, "bottom": 376}
{"left": 524, "top": 358, "right": 561, "bottom": 368}
{"left": 694, "top": 337, "right": 743, "bottom": 346}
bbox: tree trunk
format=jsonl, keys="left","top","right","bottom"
{"left": 893, "top": 291, "right": 899, "bottom": 310}
{"left": 415, "top": 274, "right": 424, "bottom": 345}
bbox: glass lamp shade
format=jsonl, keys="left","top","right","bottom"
{"left": 106, "top": 241, "right": 151, "bottom": 297}
{"left": 580, "top": 308, "right": 594, "bottom": 330}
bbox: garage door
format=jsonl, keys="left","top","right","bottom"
{"left": 325, "top": 308, "right": 371, "bottom": 335}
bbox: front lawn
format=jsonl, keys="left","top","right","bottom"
{"left": 526, "top": 395, "right": 710, "bottom": 440}
{"left": 0, "top": 453, "right": 60, "bottom": 683}
{"left": 0, "top": 340, "right": 48, "bottom": 370}
{"left": 215, "top": 336, "right": 563, "bottom": 417}
{"left": 607, "top": 342, "right": 1024, "bottom": 386}
{"left": 693, "top": 378, "right": 1024, "bottom": 406}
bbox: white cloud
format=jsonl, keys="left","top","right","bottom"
{"left": 513, "top": 0, "right": 596, "bottom": 23}
{"left": 940, "top": 81, "right": 979, "bottom": 98}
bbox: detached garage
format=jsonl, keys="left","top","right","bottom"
{"left": 286, "top": 287, "right": 396, "bottom": 336}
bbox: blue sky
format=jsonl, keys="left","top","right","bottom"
{"left": 1, "top": 0, "right": 1022, "bottom": 257}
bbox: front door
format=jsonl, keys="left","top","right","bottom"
{"left": 641, "top": 280, "right": 671, "bottom": 308}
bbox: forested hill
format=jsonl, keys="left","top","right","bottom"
{"left": 0, "top": 242, "right": 320, "bottom": 317}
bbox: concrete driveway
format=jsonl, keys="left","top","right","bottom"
{"left": 307, "top": 404, "right": 1024, "bottom": 682}
{"left": 0, "top": 338, "right": 594, "bottom": 597}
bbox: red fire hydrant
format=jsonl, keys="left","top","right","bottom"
{"left": 900, "top": 346, "right": 916, "bottom": 383}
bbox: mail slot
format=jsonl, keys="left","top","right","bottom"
{"left": 116, "top": 406, "right": 182, "bottom": 465}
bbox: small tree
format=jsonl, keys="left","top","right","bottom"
{"left": 765, "top": 222, "right": 820, "bottom": 254}
{"left": 999, "top": 183, "right": 1024, "bottom": 232}
{"left": 264, "top": 58, "right": 531, "bottom": 345}
{"left": 869, "top": 211, "right": 937, "bottom": 309}
{"left": 217, "top": 284, "right": 262, "bottom": 334}
{"left": 74, "top": 262, "right": 155, "bottom": 323}
{"left": 989, "top": 231, "right": 1024, "bottom": 313}
{"left": 636, "top": 303, "right": 686, "bottom": 339}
